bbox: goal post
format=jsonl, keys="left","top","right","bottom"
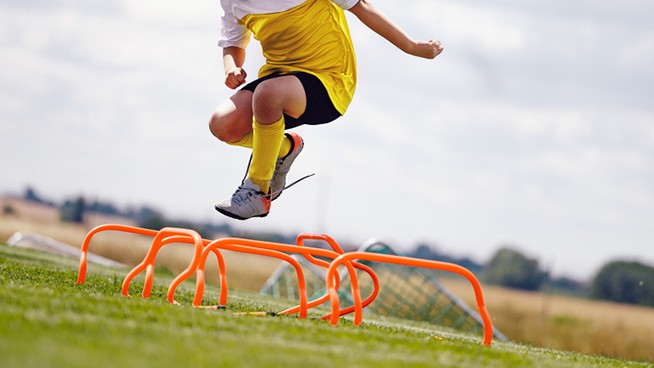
{"left": 261, "top": 238, "right": 508, "bottom": 341}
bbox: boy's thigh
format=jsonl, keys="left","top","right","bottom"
{"left": 252, "top": 75, "right": 307, "bottom": 120}
{"left": 213, "top": 89, "right": 255, "bottom": 136}
{"left": 241, "top": 72, "right": 341, "bottom": 129}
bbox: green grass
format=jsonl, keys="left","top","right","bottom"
{"left": 0, "top": 243, "right": 651, "bottom": 368}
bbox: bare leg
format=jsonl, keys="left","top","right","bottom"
{"left": 251, "top": 75, "right": 306, "bottom": 124}
{"left": 208, "top": 75, "right": 306, "bottom": 141}
{"left": 248, "top": 76, "right": 306, "bottom": 192}
{"left": 208, "top": 89, "right": 254, "bottom": 144}
{"left": 213, "top": 75, "right": 308, "bottom": 219}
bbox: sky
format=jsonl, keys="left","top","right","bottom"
{"left": 1, "top": 0, "right": 653, "bottom": 280}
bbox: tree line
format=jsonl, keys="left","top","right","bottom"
{"left": 408, "top": 244, "right": 654, "bottom": 308}
{"left": 9, "top": 186, "right": 654, "bottom": 308}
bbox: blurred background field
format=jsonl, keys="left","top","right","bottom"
{"left": 3, "top": 242, "right": 650, "bottom": 368}
{"left": 1, "top": 207, "right": 652, "bottom": 362}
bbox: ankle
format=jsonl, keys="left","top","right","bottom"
{"left": 278, "top": 134, "right": 292, "bottom": 159}
{"left": 250, "top": 178, "right": 270, "bottom": 194}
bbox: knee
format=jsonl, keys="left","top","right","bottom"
{"left": 252, "top": 81, "right": 282, "bottom": 114}
{"left": 253, "top": 80, "right": 280, "bottom": 99}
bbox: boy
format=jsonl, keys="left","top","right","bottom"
{"left": 211, "top": 0, "right": 443, "bottom": 220}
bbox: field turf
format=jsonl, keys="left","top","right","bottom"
{"left": 0, "top": 243, "right": 650, "bottom": 368}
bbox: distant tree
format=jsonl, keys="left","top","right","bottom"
{"left": 411, "top": 243, "right": 438, "bottom": 260}
{"left": 59, "top": 196, "right": 86, "bottom": 223}
{"left": 87, "top": 200, "right": 121, "bottom": 216}
{"left": 23, "top": 186, "right": 43, "bottom": 203}
{"left": 136, "top": 207, "right": 167, "bottom": 230}
{"left": 545, "top": 276, "right": 587, "bottom": 297}
{"left": 484, "top": 247, "right": 547, "bottom": 291}
{"left": 409, "top": 243, "right": 484, "bottom": 275}
{"left": 456, "top": 256, "right": 485, "bottom": 276}
{"left": 21, "top": 186, "right": 55, "bottom": 206}
{"left": 201, "top": 222, "right": 233, "bottom": 238}
{"left": 590, "top": 260, "right": 654, "bottom": 307}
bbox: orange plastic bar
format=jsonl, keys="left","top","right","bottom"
{"left": 168, "top": 244, "right": 228, "bottom": 305}
{"left": 192, "top": 238, "right": 310, "bottom": 318}
{"left": 325, "top": 252, "right": 495, "bottom": 346}
{"left": 279, "top": 234, "right": 346, "bottom": 315}
{"left": 192, "top": 237, "right": 374, "bottom": 320}
{"left": 199, "top": 239, "right": 229, "bottom": 306}
{"left": 121, "top": 228, "right": 204, "bottom": 298}
{"left": 300, "top": 234, "right": 380, "bottom": 320}
{"left": 122, "top": 230, "right": 228, "bottom": 304}
{"left": 279, "top": 233, "right": 380, "bottom": 319}
{"left": 77, "top": 224, "right": 159, "bottom": 284}
{"left": 79, "top": 225, "right": 366, "bottom": 322}
{"left": 77, "top": 224, "right": 228, "bottom": 305}
{"left": 321, "top": 262, "right": 379, "bottom": 321}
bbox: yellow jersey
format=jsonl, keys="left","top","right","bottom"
{"left": 219, "top": 0, "right": 358, "bottom": 115}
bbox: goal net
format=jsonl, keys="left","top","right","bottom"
{"left": 261, "top": 239, "right": 508, "bottom": 341}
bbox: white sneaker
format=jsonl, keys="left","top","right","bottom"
{"left": 215, "top": 179, "right": 271, "bottom": 220}
{"left": 270, "top": 132, "right": 304, "bottom": 201}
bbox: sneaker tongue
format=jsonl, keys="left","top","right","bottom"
{"left": 242, "top": 178, "right": 258, "bottom": 189}
{"left": 241, "top": 179, "right": 264, "bottom": 194}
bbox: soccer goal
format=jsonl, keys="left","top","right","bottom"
{"left": 261, "top": 238, "right": 508, "bottom": 341}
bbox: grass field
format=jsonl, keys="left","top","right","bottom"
{"left": 1, "top": 243, "right": 652, "bottom": 368}
{"left": 441, "top": 278, "right": 654, "bottom": 361}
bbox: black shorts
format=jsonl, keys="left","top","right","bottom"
{"left": 241, "top": 72, "right": 342, "bottom": 129}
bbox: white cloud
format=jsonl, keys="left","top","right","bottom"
{"left": 618, "top": 32, "right": 654, "bottom": 73}
{"left": 1, "top": 0, "right": 653, "bottom": 279}
{"left": 413, "top": 1, "right": 526, "bottom": 54}
{"left": 121, "top": 0, "right": 216, "bottom": 26}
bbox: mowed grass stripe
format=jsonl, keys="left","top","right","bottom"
{"left": 0, "top": 244, "right": 650, "bottom": 368}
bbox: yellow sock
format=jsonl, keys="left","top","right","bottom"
{"left": 278, "top": 135, "right": 292, "bottom": 158}
{"left": 227, "top": 133, "right": 253, "bottom": 148}
{"left": 227, "top": 131, "right": 291, "bottom": 159}
{"left": 249, "top": 116, "right": 285, "bottom": 193}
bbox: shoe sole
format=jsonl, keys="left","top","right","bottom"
{"left": 214, "top": 205, "right": 269, "bottom": 220}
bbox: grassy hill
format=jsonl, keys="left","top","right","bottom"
{"left": 1, "top": 243, "right": 651, "bottom": 368}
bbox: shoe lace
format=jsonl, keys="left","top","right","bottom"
{"left": 240, "top": 154, "right": 253, "bottom": 184}
{"left": 268, "top": 173, "right": 315, "bottom": 199}
{"left": 242, "top": 152, "right": 295, "bottom": 184}
{"left": 238, "top": 153, "right": 315, "bottom": 200}
{"left": 273, "top": 155, "right": 289, "bottom": 175}
{"left": 232, "top": 183, "right": 259, "bottom": 205}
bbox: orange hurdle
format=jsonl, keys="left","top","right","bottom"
{"left": 77, "top": 224, "right": 157, "bottom": 284}
{"left": 191, "top": 236, "right": 378, "bottom": 321}
{"left": 77, "top": 224, "right": 494, "bottom": 347}
{"left": 77, "top": 224, "right": 228, "bottom": 305}
{"left": 192, "top": 240, "right": 310, "bottom": 318}
{"left": 325, "top": 252, "right": 495, "bottom": 346}
{"left": 77, "top": 225, "right": 378, "bottom": 318}
{"left": 286, "top": 234, "right": 380, "bottom": 319}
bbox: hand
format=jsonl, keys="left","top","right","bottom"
{"left": 224, "top": 67, "right": 247, "bottom": 89}
{"left": 411, "top": 39, "right": 444, "bottom": 59}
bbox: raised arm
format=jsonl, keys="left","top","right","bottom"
{"left": 348, "top": 0, "right": 443, "bottom": 59}
{"left": 223, "top": 46, "right": 248, "bottom": 89}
